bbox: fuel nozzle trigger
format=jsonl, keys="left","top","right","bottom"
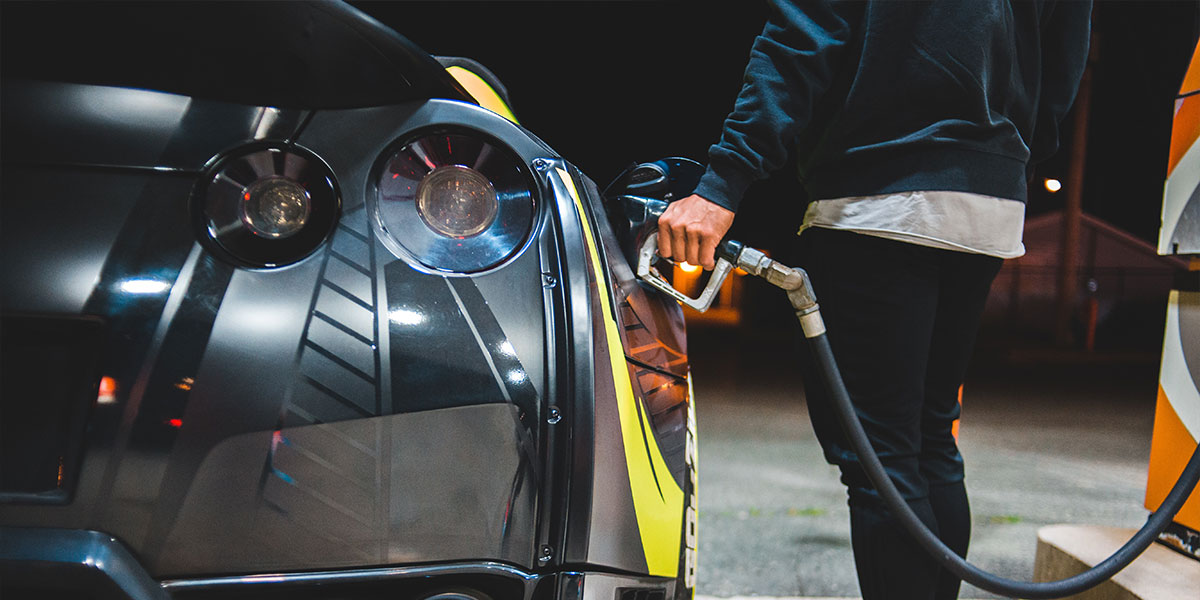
{"left": 635, "top": 234, "right": 741, "bottom": 313}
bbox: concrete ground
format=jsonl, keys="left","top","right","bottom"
{"left": 686, "top": 323, "right": 1162, "bottom": 599}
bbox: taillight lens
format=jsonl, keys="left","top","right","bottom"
{"left": 416, "top": 165, "right": 498, "bottom": 238}
{"left": 373, "top": 130, "right": 535, "bottom": 273}
{"left": 196, "top": 145, "right": 339, "bottom": 268}
{"left": 240, "top": 177, "right": 311, "bottom": 239}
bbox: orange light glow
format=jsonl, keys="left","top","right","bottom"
{"left": 679, "top": 262, "right": 701, "bottom": 273}
{"left": 97, "top": 376, "right": 117, "bottom": 405}
{"left": 1044, "top": 178, "right": 1062, "bottom": 193}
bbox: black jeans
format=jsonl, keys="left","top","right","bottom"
{"left": 792, "top": 228, "right": 1003, "bottom": 600}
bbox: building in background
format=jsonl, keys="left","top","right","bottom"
{"left": 983, "top": 210, "right": 1186, "bottom": 354}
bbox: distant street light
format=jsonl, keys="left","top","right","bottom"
{"left": 1045, "top": 178, "right": 1063, "bottom": 193}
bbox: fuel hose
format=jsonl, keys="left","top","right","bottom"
{"left": 710, "top": 241, "right": 1200, "bottom": 599}
{"left": 808, "top": 331, "right": 1200, "bottom": 598}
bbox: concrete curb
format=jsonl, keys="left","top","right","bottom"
{"left": 1034, "top": 524, "right": 1200, "bottom": 599}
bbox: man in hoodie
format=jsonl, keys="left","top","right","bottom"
{"left": 657, "top": 2, "right": 1092, "bottom": 598}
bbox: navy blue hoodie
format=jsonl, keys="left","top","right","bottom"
{"left": 694, "top": 0, "right": 1092, "bottom": 211}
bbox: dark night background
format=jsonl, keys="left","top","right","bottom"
{"left": 353, "top": 0, "right": 1200, "bottom": 251}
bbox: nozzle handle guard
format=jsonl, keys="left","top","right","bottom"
{"left": 636, "top": 232, "right": 739, "bottom": 312}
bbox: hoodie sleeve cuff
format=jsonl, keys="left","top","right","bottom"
{"left": 693, "top": 165, "right": 754, "bottom": 213}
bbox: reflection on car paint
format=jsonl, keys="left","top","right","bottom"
{"left": 0, "top": 2, "right": 698, "bottom": 596}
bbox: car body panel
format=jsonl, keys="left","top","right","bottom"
{"left": 157, "top": 404, "right": 536, "bottom": 575}
{"left": 552, "top": 168, "right": 684, "bottom": 576}
{"left": 0, "top": 2, "right": 695, "bottom": 597}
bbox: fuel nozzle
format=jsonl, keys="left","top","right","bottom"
{"left": 636, "top": 235, "right": 826, "bottom": 338}
{"left": 636, "top": 232, "right": 736, "bottom": 312}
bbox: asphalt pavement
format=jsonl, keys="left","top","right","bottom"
{"left": 686, "top": 322, "right": 1161, "bottom": 599}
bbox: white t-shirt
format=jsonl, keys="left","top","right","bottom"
{"left": 799, "top": 191, "right": 1026, "bottom": 259}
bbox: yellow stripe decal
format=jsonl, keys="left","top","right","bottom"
{"left": 557, "top": 167, "right": 684, "bottom": 577}
{"left": 445, "top": 65, "right": 519, "bottom": 124}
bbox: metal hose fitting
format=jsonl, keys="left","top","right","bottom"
{"left": 732, "top": 246, "right": 826, "bottom": 338}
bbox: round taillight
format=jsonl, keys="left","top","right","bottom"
{"left": 373, "top": 129, "right": 535, "bottom": 273}
{"left": 196, "top": 145, "right": 339, "bottom": 268}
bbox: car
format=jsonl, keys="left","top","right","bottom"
{"left": 0, "top": 2, "right": 697, "bottom": 599}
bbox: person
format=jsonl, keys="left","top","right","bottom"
{"left": 656, "top": 1, "right": 1092, "bottom": 598}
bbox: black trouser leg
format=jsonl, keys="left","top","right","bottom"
{"left": 794, "top": 228, "right": 1001, "bottom": 600}
{"left": 928, "top": 480, "right": 971, "bottom": 599}
{"left": 921, "top": 246, "right": 999, "bottom": 598}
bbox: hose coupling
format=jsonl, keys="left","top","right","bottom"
{"left": 731, "top": 247, "right": 825, "bottom": 338}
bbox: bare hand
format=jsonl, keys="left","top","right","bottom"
{"left": 657, "top": 194, "right": 735, "bottom": 270}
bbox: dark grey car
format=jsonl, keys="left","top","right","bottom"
{"left": 0, "top": 2, "right": 697, "bottom": 599}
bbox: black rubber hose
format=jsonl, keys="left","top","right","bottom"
{"left": 807, "top": 332, "right": 1200, "bottom": 599}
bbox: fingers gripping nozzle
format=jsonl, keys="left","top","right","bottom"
{"left": 637, "top": 232, "right": 736, "bottom": 312}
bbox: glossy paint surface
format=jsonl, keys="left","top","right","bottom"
{"left": 1, "top": 95, "right": 551, "bottom": 575}
{"left": 1, "top": 12, "right": 692, "bottom": 591}
{"left": 156, "top": 405, "right": 537, "bottom": 574}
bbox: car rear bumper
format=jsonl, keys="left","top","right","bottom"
{"left": 0, "top": 527, "right": 677, "bottom": 600}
